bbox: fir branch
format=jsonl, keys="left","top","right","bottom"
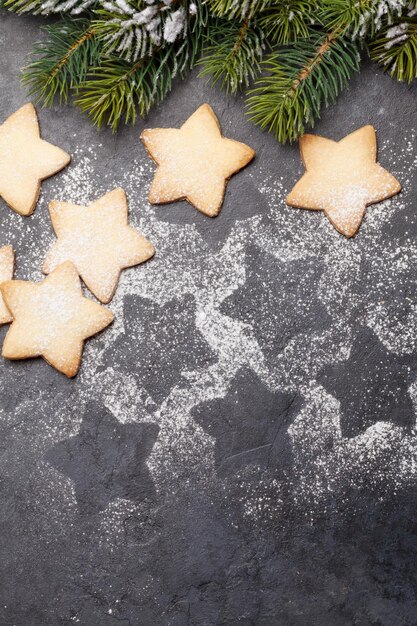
{"left": 206, "top": 0, "right": 269, "bottom": 19}
{"left": 323, "top": 0, "right": 409, "bottom": 39}
{"left": 247, "top": 30, "right": 361, "bottom": 143}
{"left": 75, "top": 31, "right": 202, "bottom": 130}
{"left": 7, "top": 0, "right": 417, "bottom": 142}
{"left": 199, "top": 18, "right": 266, "bottom": 94}
{"left": 370, "top": 16, "right": 417, "bottom": 82}
{"left": 4, "top": 0, "right": 96, "bottom": 15}
{"left": 93, "top": 0, "right": 207, "bottom": 63}
{"left": 258, "top": 0, "right": 315, "bottom": 44}
{"left": 21, "top": 19, "right": 100, "bottom": 106}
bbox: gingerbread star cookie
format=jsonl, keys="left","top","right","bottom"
{"left": 0, "top": 103, "right": 70, "bottom": 216}
{"left": 141, "top": 103, "right": 255, "bottom": 217}
{"left": 43, "top": 188, "right": 155, "bottom": 304}
{"left": 0, "top": 245, "right": 14, "bottom": 325}
{"left": 1, "top": 262, "right": 114, "bottom": 377}
{"left": 286, "top": 125, "right": 401, "bottom": 237}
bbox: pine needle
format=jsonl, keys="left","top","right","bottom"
{"left": 199, "top": 19, "right": 266, "bottom": 94}
{"left": 4, "top": 0, "right": 417, "bottom": 142}
{"left": 247, "top": 31, "right": 361, "bottom": 143}
{"left": 370, "top": 17, "right": 417, "bottom": 82}
{"left": 22, "top": 19, "right": 100, "bottom": 106}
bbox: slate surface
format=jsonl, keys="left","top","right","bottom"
{"left": 2, "top": 11, "right": 417, "bottom": 626}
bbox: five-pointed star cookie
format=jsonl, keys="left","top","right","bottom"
{"left": 0, "top": 245, "right": 14, "bottom": 325}
{"left": 0, "top": 261, "right": 114, "bottom": 377}
{"left": 286, "top": 125, "right": 401, "bottom": 237}
{"left": 43, "top": 188, "right": 155, "bottom": 303}
{"left": 0, "top": 103, "right": 70, "bottom": 216}
{"left": 141, "top": 103, "right": 255, "bottom": 217}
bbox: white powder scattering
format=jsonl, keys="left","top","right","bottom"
{"left": 234, "top": 133, "right": 417, "bottom": 524}
{"left": 7, "top": 117, "right": 417, "bottom": 537}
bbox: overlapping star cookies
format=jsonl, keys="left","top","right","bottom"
{"left": 0, "top": 245, "right": 14, "bottom": 325}
{"left": 286, "top": 125, "right": 401, "bottom": 237}
{"left": 43, "top": 188, "right": 155, "bottom": 303}
{"left": 0, "top": 262, "right": 114, "bottom": 377}
{"left": 0, "top": 103, "right": 70, "bottom": 216}
{"left": 141, "top": 103, "right": 255, "bottom": 217}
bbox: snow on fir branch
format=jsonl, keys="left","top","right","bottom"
{"left": 4, "top": 0, "right": 94, "bottom": 14}
{"left": 95, "top": 0, "right": 202, "bottom": 61}
{"left": 3, "top": 0, "right": 417, "bottom": 140}
{"left": 353, "top": 0, "right": 408, "bottom": 38}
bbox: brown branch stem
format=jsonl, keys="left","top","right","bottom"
{"left": 49, "top": 28, "right": 96, "bottom": 83}
{"left": 289, "top": 29, "right": 341, "bottom": 95}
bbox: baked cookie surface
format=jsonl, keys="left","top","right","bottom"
{"left": 43, "top": 188, "right": 155, "bottom": 303}
{"left": 141, "top": 103, "right": 255, "bottom": 217}
{"left": 286, "top": 125, "right": 401, "bottom": 237}
{"left": 1, "top": 261, "right": 114, "bottom": 377}
{"left": 0, "top": 245, "right": 14, "bottom": 325}
{"left": 0, "top": 103, "right": 70, "bottom": 216}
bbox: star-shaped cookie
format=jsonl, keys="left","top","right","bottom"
{"left": 141, "top": 103, "right": 255, "bottom": 217}
{"left": 43, "top": 188, "right": 155, "bottom": 303}
{"left": 0, "top": 103, "right": 70, "bottom": 216}
{"left": 286, "top": 125, "right": 401, "bottom": 237}
{"left": 0, "top": 261, "right": 114, "bottom": 377}
{"left": 0, "top": 245, "right": 14, "bottom": 325}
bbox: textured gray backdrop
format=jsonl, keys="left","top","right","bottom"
{"left": 2, "top": 11, "right": 417, "bottom": 626}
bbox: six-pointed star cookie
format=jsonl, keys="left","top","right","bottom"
{"left": 0, "top": 245, "right": 14, "bottom": 325}
{"left": 43, "top": 188, "right": 155, "bottom": 303}
{"left": 45, "top": 402, "right": 159, "bottom": 514}
{"left": 286, "top": 125, "right": 401, "bottom": 237}
{"left": 141, "top": 103, "right": 255, "bottom": 217}
{"left": 0, "top": 103, "right": 70, "bottom": 216}
{"left": 0, "top": 261, "right": 114, "bottom": 377}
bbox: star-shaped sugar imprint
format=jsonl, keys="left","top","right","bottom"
{"left": 43, "top": 188, "right": 155, "bottom": 303}
{"left": 110, "top": 294, "right": 217, "bottom": 402}
{"left": 45, "top": 402, "right": 159, "bottom": 515}
{"left": 0, "top": 261, "right": 114, "bottom": 377}
{"left": 192, "top": 368, "right": 301, "bottom": 476}
{"left": 141, "top": 103, "right": 255, "bottom": 217}
{"left": 0, "top": 245, "right": 14, "bottom": 325}
{"left": 0, "top": 103, "right": 70, "bottom": 216}
{"left": 287, "top": 125, "right": 401, "bottom": 237}
{"left": 318, "top": 326, "right": 416, "bottom": 438}
{"left": 220, "top": 244, "right": 331, "bottom": 362}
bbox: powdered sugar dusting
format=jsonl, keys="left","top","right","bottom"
{"left": 3, "top": 122, "right": 417, "bottom": 537}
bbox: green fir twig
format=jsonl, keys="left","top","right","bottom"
{"left": 199, "top": 18, "right": 266, "bottom": 94}
{"left": 370, "top": 17, "right": 417, "bottom": 82}
{"left": 76, "top": 34, "right": 203, "bottom": 131}
{"left": 247, "top": 30, "right": 361, "bottom": 143}
{"left": 3, "top": 0, "right": 417, "bottom": 142}
{"left": 22, "top": 19, "right": 100, "bottom": 106}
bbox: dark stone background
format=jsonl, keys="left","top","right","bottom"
{"left": 2, "top": 11, "right": 417, "bottom": 626}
